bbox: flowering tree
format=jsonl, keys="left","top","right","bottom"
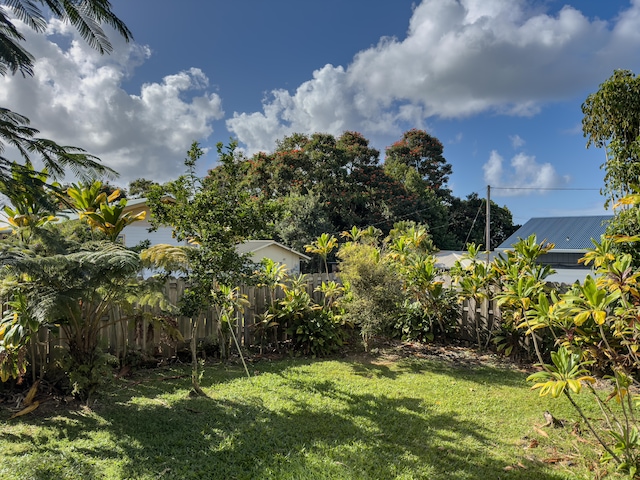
{"left": 384, "top": 129, "right": 452, "bottom": 200}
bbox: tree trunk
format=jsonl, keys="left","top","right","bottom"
{"left": 190, "top": 318, "right": 206, "bottom": 396}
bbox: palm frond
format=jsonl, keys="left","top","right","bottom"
{"left": 0, "top": 108, "right": 116, "bottom": 192}
{"left": 71, "top": 241, "right": 141, "bottom": 276}
{"left": 40, "top": 0, "right": 132, "bottom": 54}
{"left": 1, "top": 0, "right": 132, "bottom": 81}
{"left": 3, "top": 1, "right": 47, "bottom": 31}
{"left": 141, "top": 244, "right": 192, "bottom": 273}
{"left": 0, "top": 7, "right": 34, "bottom": 76}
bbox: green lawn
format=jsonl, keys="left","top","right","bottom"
{"left": 0, "top": 354, "right": 611, "bottom": 479}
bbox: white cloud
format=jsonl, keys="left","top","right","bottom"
{"left": 450, "top": 132, "right": 464, "bottom": 144}
{"left": 482, "top": 150, "right": 569, "bottom": 194}
{"left": 228, "top": 0, "right": 640, "bottom": 153}
{"left": 509, "top": 134, "right": 526, "bottom": 148}
{"left": 0, "top": 18, "right": 224, "bottom": 185}
{"left": 226, "top": 64, "right": 406, "bottom": 154}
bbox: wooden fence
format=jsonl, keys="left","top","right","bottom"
{"left": 26, "top": 275, "right": 504, "bottom": 369}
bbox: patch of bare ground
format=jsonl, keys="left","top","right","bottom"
{"left": 352, "top": 338, "right": 536, "bottom": 373}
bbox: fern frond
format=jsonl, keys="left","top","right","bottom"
{"left": 141, "top": 244, "right": 192, "bottom": 272}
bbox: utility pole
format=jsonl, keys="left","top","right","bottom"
{"left": 486, "top": 185, "right": 491, "bottom": 264}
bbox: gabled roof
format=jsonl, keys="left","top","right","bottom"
{"left": 497, "top": 215, "right": 613, "bottom": 252}
{"left": 434, "top": 250, "right": 500, "bottom": 270}
{"left": 236, "top": 240, "right": 311, "bottom": 260}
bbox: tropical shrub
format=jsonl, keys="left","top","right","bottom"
{"left": 252, "top": 259, "right": 349, "bottom": 357}
{"left": 0, "top": 175, "right": 167, "bottom": 399}
{"left": 395, "top": 286, "right": 459, "bottom": 342}
{"left": 486, "top": 227, "right": 640, "bottom": 474}
{"left": 337, "top": 223, "right": 448, "bottom": 347}
{"left": 337, "top": 241, "right": 404, "bottom": 347}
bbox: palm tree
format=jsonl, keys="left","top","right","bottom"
{"left": 1, "top": 0, "right": 132, "bottom": 76}
{"left": 305, "top": 233, "right": 338, "bottom": 275}
{"left": 0, "top": 1, "right": 132, "bottom": 196}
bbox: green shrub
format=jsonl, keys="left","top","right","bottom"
{"left": 395, "top": 286, "right": 460, "bottom": 342}
{"left": 337, "top": 242, "right": 404, "bottom": 347}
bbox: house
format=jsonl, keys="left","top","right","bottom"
{"left": 434, "top": 250, "right": 500, "bottom": 270}
{"left": 236, "top": 240, "right": 310, "bottom": 273}
{"left": 120, "top": 200, "right": 310, "bottom": 273}
{"left": 3, "top": 196, "right": 310, "bottom": 273}
{"left": 495, "top": 215, "right": 613, "bottom": 283}
{"left": 116, "top": 197, "right": 187, "bottom": 248}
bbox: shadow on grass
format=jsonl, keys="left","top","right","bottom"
{"left": 2, "top": 362, "right": 576, "bottom": 480}
{"left": 347, "top": 356, "right": 529, "bottom": 388}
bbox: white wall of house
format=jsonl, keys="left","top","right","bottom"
{"left": 120, "top": 203, "right": 186, "bottom": 248}
{"left": 120, "top": 224, "right": 183, "bottom": 248}
{"left": 246, "top": 244, "right": 304, "bottom": 273}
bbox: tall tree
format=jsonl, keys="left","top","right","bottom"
{"left": 383, "top": 129, "right": 455, "bottom": 247}
{"left": 246, "top": 131, "right": 424, "bottom": 243}
{"left": 128, "top": 178, "right": 159, "bottom": 198}
{"left": 582, "top": 69, "right": 640, "bottom": 207}
{"left": 0, "top": 1, "right": 132, "bottom": 195}
{"left": 384, "top": 129, "right": 453, "bottom": 200}
{"left": 582, "top": 70, "right": 640, "bottom": 263}
{"left": 274, "top": 190, "right": 333, "bottom": 254}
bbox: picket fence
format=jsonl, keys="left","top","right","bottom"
{"left": 26, "top": 276, "right": 502, "bottom": 369}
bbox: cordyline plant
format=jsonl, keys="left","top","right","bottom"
{"left": 452, "top": 228, "right": 640, "bottom": 474}
{"left": 67, "top": 181, "right": 146, "bottom": 241}
{"left": 517, "top": 227, "right": 640, "bottom": 475}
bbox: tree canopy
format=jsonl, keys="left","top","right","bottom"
{"left": 240, "top": 129, "right": 516, "bottom": 258}
{"left": 384, "top": 128, "right": 452, "bottom": 200}
{"left": 582, "top": 69, "right": 640, "bottom": 207}
{"left": 445, "top": 193, "right": 518, "bottom": 250}
{"left": 245, "top": 131, "right": 424, "bottom": 248}
{"left": 582, "top": 69, "right": 640, "bottom": 263}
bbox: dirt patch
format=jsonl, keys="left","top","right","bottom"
{"left": 350, "top": 338, "right": 536, "bottom": 373}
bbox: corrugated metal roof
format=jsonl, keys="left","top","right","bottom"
{"left": 497, "top": 215, "right": 613, "bottom": 251}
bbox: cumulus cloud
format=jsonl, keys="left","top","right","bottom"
{"left": 509, "top": 134, "right": 526, "bottom": 148}
{"left": 482, "top": 150, "right": 570, "bottom": 194}
{"left": 226, "top": 64, "right": 407, "bottom": 154}
{"left": 228, "top": 0, "right": 640, "bottom": 153}
{"left": 0, "top": 19, "right": 224, "bottom": 185}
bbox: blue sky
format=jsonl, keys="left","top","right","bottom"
{"left": 2, "top": 0, "right": 640, "bottom": 225}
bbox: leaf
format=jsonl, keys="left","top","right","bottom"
{"left": 534, "top": 426, "right": 549, "bottom": 437}
{"left": 10, "top": 400, "right": 40, "bottom": 419}
{"left": 566, "top": 378, "right": 582, "bottom": 394}
{"left": 593, "top": 310, "right": 606, "bottom": 325}
{"left": 24, "top": 380, "right": 39, "bottom": 406}
{"left": 613, "top": 235, "right": 640, "bottom": 243}
{"left": 573, "top": 311, "right": 591, "bottom": 326}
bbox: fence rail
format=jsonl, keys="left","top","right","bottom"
{"left": 26, "top": 276, "right": 503, "bottom": 369}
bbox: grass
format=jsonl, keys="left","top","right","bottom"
{"left": 0, "top": 354, "right": 615, "bottom": 479}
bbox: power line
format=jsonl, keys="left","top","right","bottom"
{"left": 462, "top": 200, "right": 484, "bottom": 249}
{"left": 491, "top": 186, "right": 600, "bottom": 191}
